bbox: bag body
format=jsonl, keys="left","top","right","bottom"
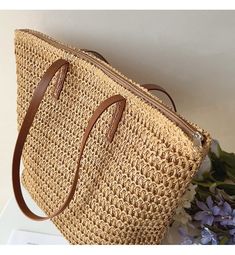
{"left": 13, "top": 29, "right": 211, "bottom": 244}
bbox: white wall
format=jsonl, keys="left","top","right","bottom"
{"left": 0, "top": 10, "right": 235, "bottom": 210}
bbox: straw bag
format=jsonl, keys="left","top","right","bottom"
{"left": 12, "top": 29, "right": 211, "bottom": 244}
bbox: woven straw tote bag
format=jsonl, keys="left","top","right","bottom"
{"left": 12, "top": 29, "right": 211, "bottom": 244}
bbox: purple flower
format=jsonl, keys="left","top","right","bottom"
{"left": 215, "top": 201, "right": 235, "bottom": 226}
{"left": 200, "top": 227, "right": 218, "bottom": 245}
{"left": 229, "top": 228, "right": 235, "bottom": 243}
{"left": 178, "top": 227, "right": 197, "bottom": 245}
{"left": 194, "top": 196, "right": 220, "bottom": 226}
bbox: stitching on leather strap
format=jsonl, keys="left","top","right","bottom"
{"left": 53, "top": 65, "right": 68, "bottom": 99}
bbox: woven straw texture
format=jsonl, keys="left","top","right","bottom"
{"left": 14, "top": 30, "right": 211, "bottom": 244}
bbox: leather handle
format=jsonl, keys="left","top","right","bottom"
{"left": 12, "top": 59, "right": 126, "bottom": 221}
{"left": 82, "top": 49, "right": 109, "bottom": 64}
{"left": 141, "top": 84, "right": 177, "bottom": 112}
{"left": 82, "top": 50, "right": 176, "bottom": 112}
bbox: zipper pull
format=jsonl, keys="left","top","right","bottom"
{"left": 193, "top": 131, "right": 203, "bottom": 147}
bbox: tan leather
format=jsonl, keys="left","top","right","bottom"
{"left": 12, "top": 59, "right": 126, "bottom": 220}
{"left": 82, "top": 49, "right": 109, "bottom": 64}
{"left": 53, "top": 64, "right": 69, "bottom": 99}
{"left": 141, "top": 84, "right": 177, "bottom": 112}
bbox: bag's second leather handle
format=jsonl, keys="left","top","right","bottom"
{"left": 82, "top": 49, "right": 109, "bottom": 64}
{"left": 12, "top": 59, "right": 126, "bottom": 221}
{"left": 141, "top": 84, "right": 177, "bottom": 112}
{"left": 82, "top": 49, "right": 177, "bottom": 112}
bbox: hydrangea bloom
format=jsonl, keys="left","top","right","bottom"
{"left": 229, "top": 228, "right": 235, "bottom": 243}
{"left": 216, "top": 201, "right": 235, "bottom": 226}
{"left": 200, "top": 227, "right": 218, "bottom": 245}
{"left": 164, "top": 140, "right": 235, "bottom": 245}
{"left": 194, "top": 196, "right": 220, "bottom": 226}
{"left": 178, "top": 227, "right": 197, "bottom": 245}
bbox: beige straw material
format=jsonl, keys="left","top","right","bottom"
{"left": 14, "top": 30, "right": 211, "bottom": 244}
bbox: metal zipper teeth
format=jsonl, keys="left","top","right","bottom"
{"left": 19, "top": 29, "right": 204, "bottom": 146}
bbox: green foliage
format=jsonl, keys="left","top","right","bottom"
{"left": 193, "top": 143, "right": 235, "bottom": 197}
{"left": 188, "top": 142, "right": 235, "bottom": 244}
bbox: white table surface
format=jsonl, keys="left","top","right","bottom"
{"left": 0, "top": 192, "right": 68, "bottom": 245}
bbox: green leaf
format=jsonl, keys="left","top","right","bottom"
{"left": 194, "top": 185, "right": 214, "bottom": 201}
{"left": 209, "top": 152, "right": 227, "bottom": 181}
{"left": 220, "top": 236, "right": 229, "bottom": 245}
{"left": 217, "top": 188, "right": 235, "bottom": 203}
{"left": 192, "top": 180, "right": 213, "bottom": 187}
{"left": 216, "top": 183, "right": 235, "bottom": 196}
{"left": 205, "top": 224, "right": 229, "bottom": 238}
{"left": 226, "top": 166, "right": 235, "bottom": 182}
{"left": 193, "top": 179, "right": 224, "bottom": 187}
{"left": 195, "top": 189, "right": 209, "bottom": 201}
{"left": 220, "top": 150, "right": 235, "bottom": 168}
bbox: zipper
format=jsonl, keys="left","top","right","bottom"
{"left": 19, "top": 29, "right": 204, "bottom": 147}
